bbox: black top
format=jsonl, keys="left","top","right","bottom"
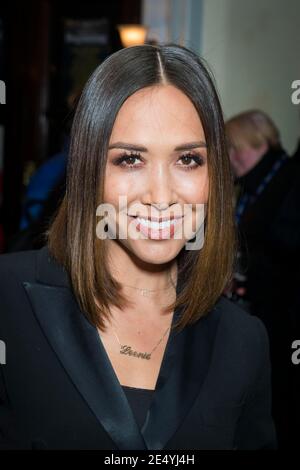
{"left": 122, "top": 386, "right": 155, "bottom": 429}
{"left": 0, "top": 245, "right": 277, "bottom": 449}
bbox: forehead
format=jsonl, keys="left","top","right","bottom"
{"left": 109, "top": 84, "right": 205, "bottom": 143}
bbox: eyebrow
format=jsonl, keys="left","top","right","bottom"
{"left": 108, "top": 141, "right": 207, "bottom": 152}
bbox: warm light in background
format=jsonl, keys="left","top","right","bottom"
{"left": 117, "top": 24, "right": 148, "bottom": 47}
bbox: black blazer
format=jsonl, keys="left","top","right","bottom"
{"left": 0, "top": 246, "right": 277, "bottom": 450}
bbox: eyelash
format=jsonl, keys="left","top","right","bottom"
{"left": 112, "top": 152, "right": 206, "bottom": 171}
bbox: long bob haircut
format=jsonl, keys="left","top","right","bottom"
{"left": 46, "top": 43, "right": 237, "bottom": 333}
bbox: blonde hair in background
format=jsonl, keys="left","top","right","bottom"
{"left": 226, "top": 109, "right": 281, "bottom": 151}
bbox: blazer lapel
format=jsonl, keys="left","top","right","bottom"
{"left": 141, "top": 300, "right": 221, "bottom": 449}
{"left": 22, "top": 246, "right": 221, "bottom": 450}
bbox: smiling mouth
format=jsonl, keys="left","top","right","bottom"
{"left": 127, "top": 215, "right": 184, "bottom": 240}
{"left": 128, "top": 214, "right": 183, "bottom": 228}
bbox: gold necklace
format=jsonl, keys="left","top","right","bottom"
{"left": 99, "top": 272, "right": 176, "bottom": 359}
{"left": 112, "top": 325, "right": 171, "bottom": 360}
{"left": 121, "top": 284, "right": 174, "bottom": 297}
{"left": 120, "top": 273, "right": 176, "bottom": 298}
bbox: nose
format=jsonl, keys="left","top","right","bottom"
{"left": 151, "top": 202, "right": 169, "bottom": 210}
{"left": 141, "top": 164, "right": 176, "bottom": 209}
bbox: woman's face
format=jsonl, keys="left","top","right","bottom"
{"left": 102, "top": 84, "right": 209, "bottom": 265}
{"left": 229, "top": 142, "right": 268, "bottom": 177}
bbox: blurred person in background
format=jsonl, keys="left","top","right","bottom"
{"left": 5, "top": 90, "right": 82, "bottom": 253}
{"left": 225, "top": 109, "right": 300, "bottom": 448}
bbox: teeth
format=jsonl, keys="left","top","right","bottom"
{"left": 136, "top": 217, "right": 178, "bottom": 230}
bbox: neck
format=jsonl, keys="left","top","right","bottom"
{"left": 106, "top": 239, "right": 178, "bottom": 294}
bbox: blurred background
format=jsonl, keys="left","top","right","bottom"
{"left": 0, "top": 0, "right": 299, "bottom": 450}
{"left": 0, "top": 0, "right": 299, "bottom": 251}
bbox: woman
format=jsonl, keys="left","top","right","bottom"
{"left": 224, "top": 109, "right": 292, "bottom": 307}
{"left": 0, "top": 44, "right": 276, "bottom": 450}
{"left": 225, "top": 110, "right": 300, "bottom": 448}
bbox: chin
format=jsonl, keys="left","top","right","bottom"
{"left": 125, "top": 239, "right": 184, "bottom": 266}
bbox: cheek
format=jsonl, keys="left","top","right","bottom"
{"left": 202, "top": 175, "right": 209, "bottom": 202}
{"left": 230, "top": 151, "right": 244, "bottom": 170}
{"left": 103, "top": 172, "right": 133, "bottom": 203}
{"left": 180, "top": 172, "right": 209, "bottom": 203}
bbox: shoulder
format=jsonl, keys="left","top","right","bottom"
{"left": 0, "top": 245, "right": 68, "bottom": 291}
{"left": 201, "top": 296, "right": 272, "bottom": 403}
{"left": 0, "top": 246, "right": 70, "bottom": 338}
{"left": 212, "top": 295, "right": 270, "bottom": 363}
{"left": 0, "top": 249, "right": 41, "bottom": 335}
{"left": 0, "top": 249, "right": 38, "bottom": 285}
{"left": 215, "top": 295, "right": 267, "bottom": 335}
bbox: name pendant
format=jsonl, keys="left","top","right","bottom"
{"left": 120, "top": 344, "right": 151, "bottom": 360}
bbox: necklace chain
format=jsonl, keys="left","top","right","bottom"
{"left": 100, "top": 271, "right": 176, "bottom": 360}
{"left": 121, "top": 283, "right": 174, "bottom": 296}
{"left": 119, "top": 271, "right": 176, "bottom": 296}
{"left": 112, "top": 324, "right": 171, "bottom": 360}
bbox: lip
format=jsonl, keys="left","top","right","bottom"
{"left": 127, "top": 214, "right": 184, "bottom": 223}
{"left": 127, "top": 214, "right": 184, "bottom": 240}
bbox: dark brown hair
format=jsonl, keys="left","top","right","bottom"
{"left": 46, "top": 43, "right": 237, "bottom": 333}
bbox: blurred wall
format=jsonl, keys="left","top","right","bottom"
{"left": 143, "top": 0, "right": 300, "bottom": 154}
{"left": 201, "top": 0, "right": 300, "bottom": 154}
{"left": 142, "top": 0, "right": 202, "bottom": 49}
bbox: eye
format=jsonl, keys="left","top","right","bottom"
{"left": 177, "top": 152, "right": 206, "bottom": 170}
{"left": 111, "top": 151, "right": 206, "bottom": 170}
{"left": 112, "top": 152, "right": 143, "bottom": 169}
